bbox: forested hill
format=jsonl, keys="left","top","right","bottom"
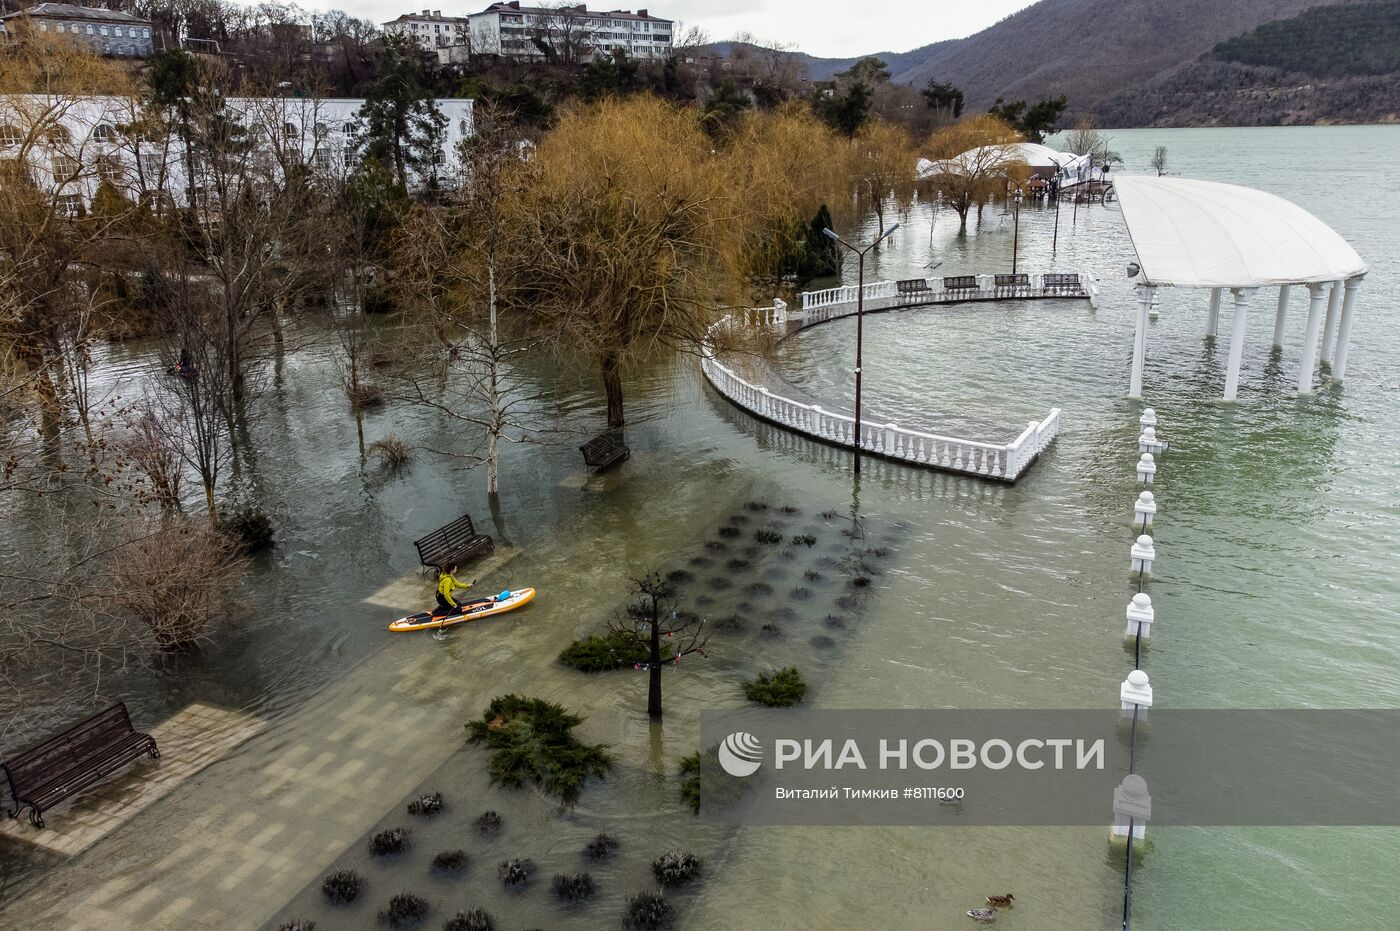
{"left": 1213, "top": 1, "right": 1400, "bottom": 76}
{"left": 1098, "top": 0, "right": 1400, "bottom": 126}
{"left": 777, "top": 0, "right": 1392, "bottom": 126}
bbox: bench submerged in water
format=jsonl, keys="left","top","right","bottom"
{"left": 580, "top": 430, "right": 629, "bottom": 472}
{"left": 414, "top": 513, "right": 494, "bottom": 570}
{"left": 3, "top": 702, "right": 159, "bottom": 829}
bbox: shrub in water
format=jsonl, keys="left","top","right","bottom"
{"left": 836, "top": 595, "right": 858, "bottom": 611}
{"left": 704, "top": 540, "right": 726, "bottom": 552}
{"left": 759, "top": 622, "right": 781, "bottom": 638}
{"left": 790, "top": 534, "right": 817, "bottom": 546}
{"left": 277, "top": 922, "right": 315, "bottom": 931}
{"left": 217, "top": 506, "right": 274, "bottom": 554}
{"left": 475, "top": 810, "right": 502, "bottom": 833}
{"left": 585, "top": 832, "right": 620, "bottom": 860}
{"left": 651, "top": 851, "right": 702, "bottom": 887}
{"left": 819, "top": 509, "right": 838, "bottom": 520}
{"left": 746, "top": 581, "right": 773, "bottom": 596}
{"left": 552, "top": 871, "right": 596, "bottom": 903}
{"left": 624, "top": 891, "right": 675, "bottom": 930}
{"left": 688, "top": 554, "right": 712, "bottom": 567}
{"left": 370, "top": 828, "right": 410, "bottom": 857}
{"left": 432, "top": 849, "right": 469, "bottom": 872}
{"left": 866, "top": 546, "right": 890, "bottom": 558}
{"left": 348, "top": 382, "right": 385, "bottom": 410}
{"left": 725, "top": 557, "right": 750, "bottom": 572}
{"left": 680, "top": 752, "right": 701, "bottom": 814}
{"left": 322, "top": 869, "right": 364, "bottom": 903}
{"left": 849, "top": 575, "right": 872, "bottom": 589}
{"left": 745, "top": 501, "right": 769, "bottom": 512}
{"left": 708, "top": 576, "right": 732, "bottom": 590}
{"left": 804, "top": 570, "right": 822, "bottom": 582}
{"left": 665, "top": 569, "right": 693, "bottom": 584}
{"left": 717, "top": 525, "right": 741, "bottom": 538}
{"left": 810, "top": 635, "right": 836, "bottom": 649}
{"left": 780, "top": 505, "right": 799, "bottom": 514}
{"left": 754, "top": 527, "right": 784, "bottom": 545}
{"left": 744, "top": 667, "right": 807, "bottom": 707}
{"left": 467, "top": 695, "right": 614, "bottom": 805}
{"left": 790, "top": 587, "right": 812, "bottom": 600}
{"left": 497, "top": 857, "right": 534, "bottom": 888}
{"left": 824, "top": 614, "right": 846, "bottom": 629}
{"left": 407, "top": 792, "right": 443, "bottom": 817}
{"left": 367, "top": 435, "right": 411, "bottom": 470}
{"left": 442, "top": 908, "right": 495, "bottom": 931}
{"left": 726, "top": 513, "right": 749, "bottom": 525}
{"left": 378, "top": 892, "right": 428, "bottom": 927}
{"left": 558, "top": 630, "right": 666, "bottom": 672}
{"left": 713, "top": 614, "right": 743, "bottom": 631}
{"left": 695, "top": 594, "right": 714, "bottom": 607}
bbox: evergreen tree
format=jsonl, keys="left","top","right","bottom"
{"left": 817, "top": 81, "right": 874, "bottom": 138}
{"left": 356, "top": 35, "right": 446, "bottom": 191}
{"left": 700, "top": 78, "right": 752, "bottom": 138}
{"left": 988, "top": 95, "right": 1068, "bottom": 144}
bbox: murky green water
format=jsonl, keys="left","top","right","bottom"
{"left": 2, "top": 126, "right": 1399, "bottom": 930}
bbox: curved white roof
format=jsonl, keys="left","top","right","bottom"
{"left": 1116, "top": 175, "right": 1367, "bottom": 289}
{"left": 916, "top": 142, "right": 1075, "bottom": 180}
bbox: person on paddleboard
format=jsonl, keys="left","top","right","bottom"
{"left": 434, "top": 563, "right": 476, "bottom": 616}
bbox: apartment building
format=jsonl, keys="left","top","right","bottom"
{"left": 468, "top": 2, "right": 672, "bottom": 62}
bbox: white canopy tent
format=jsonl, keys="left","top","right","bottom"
{"left": 1114, "top": 175, "right": 1368, "bottom": 400}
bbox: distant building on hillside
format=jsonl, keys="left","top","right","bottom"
{"left": 383, "top": 9, "right": 471, "bottom": 51}
{"left": 0, "top": 3, "right": 154, "bottom": 58}
{"left": 467, "top": 2, "right": 672, "bottom": 63}
{"left": 0, "top": 94, "right": 475, "bottom": 213}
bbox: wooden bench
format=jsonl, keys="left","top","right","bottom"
{"left": 580, "top": 430, "right": 629, "bottom": 472}
{"left": 994, "top": 273, "right": 1030, "bottom": 297}
{"left": 943, "top": 275, "right": 979, "bottom": 293}
{"left": 3, "top": 702, "right": 159, "bottom": 829}
{"left": 414, "top": 513, "right": 494, "bottom": 570}
{"left": 1043, "top": 273, "right": 1082, "bottom": 295}
{"left": 895, "top": 278, "right": 931, "bottom": 302}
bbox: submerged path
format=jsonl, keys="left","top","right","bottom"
{"left": 703, "top": 271, "right": 1094, "bottom": 483}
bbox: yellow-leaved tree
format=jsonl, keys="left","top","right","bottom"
{"left": 921, "top": 114, "right": 1025, "bottom": 234}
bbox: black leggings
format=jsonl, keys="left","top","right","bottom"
{"left": 435, "top": 592, "right": 456, "bottom": 615}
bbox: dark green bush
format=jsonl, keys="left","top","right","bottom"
{"left": 585, "top": 832, "right": 620, "bottom": 860}
{"left": 558, "top": 630, "right": 670, "bottom": 672}
{"left": 406, "top": 791, "right": 442, "bottom": 816}
{"left": 369, "top": 827, "right": 410, "bottom": 857}
{"left": 321, "top": 868, "right": 364, "bottom": 903}
{"left": 679, "top": 752, "right": 701, "bottom": 814}
{"left": 624, "top": 891, "right": 675, "bottom": 930}
{"left": 651, "top": 850, "right": 702, "bottom": 887}
{"left": 378, "top": 892, "right": 428, "bottom": 927}
{"left": 552, "top": 871, "right": 596, "bottom": 903}
{"left": 466, "top": 695, "right": 613, "bottom": 804}
{"left": 754, "top": 527, "right": 784, "bottom": 544}
{"left": 442, "top": 909, "right": 494, "bottom": 931}
{"left": 432, "top": 849, "right": 468, "bottom": 872}
{"left": 497, "top": 857, "right": 534, "bottom": 888}
{"left": 743, "top": 667, "right": 807, "bottom": 707}
{"left": 217, "top": 506, "right": 274, "bottom": 554}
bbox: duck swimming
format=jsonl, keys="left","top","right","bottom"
{"left": 967, "top": 907, "right": 997, "bottom": 922}
{"left": 986, "top": 894, "right": 1015, "bottom": 908}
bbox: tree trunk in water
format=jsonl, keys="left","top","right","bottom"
{"left": 486, "top": 255, "right": 501, "bottom": 496}
{"left": 601, "top": 352, "right": 624, "bottom": 430}
{"left": 648, "top": 601, "right": 663, "bottom": 719}
{"left": 203, "top": 476, "right": 218, "bottom": 524}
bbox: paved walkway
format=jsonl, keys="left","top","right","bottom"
{"left": 0, "top": 704, "right": 266, "bottom": 858}
{"left": 0, "top": 572, "right": 511, "bottom": 931}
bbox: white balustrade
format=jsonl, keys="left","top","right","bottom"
{"left": 700, "top": 317, "right": 1060, "bottom": 482}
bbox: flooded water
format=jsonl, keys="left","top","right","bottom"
{"left": 2, "top": 125, "right": 1399, "bottom": 930}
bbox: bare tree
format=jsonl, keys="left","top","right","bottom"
{"left": 921, "top": 114, "right": 1025, "bottom": 234}
{"left": 393, "top": 106, "right": 546, "bottom": 497}
{"left": 608, "top": 575, "right": 708, "bottom": 719}
{"left": 527, "top": 2, "right": 596, "bottom": 65}
{"left": 1151, "top": 145, "right": 1169, "bottom": 176}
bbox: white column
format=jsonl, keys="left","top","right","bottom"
{"left": 1331, "top": 276, "right": 1363, "bottom": 381}
{"left": 1206, "top": 288, "right": 1221, "bottom": 338}
{"left": 1223, "top": 288, "right": 1254, "bottom": 401}
{"left": 1320, "top": 278, "right": 1342, "bottom": 364}
{"left": 1272, "top": 285, "right": 1290, "bottom": 348}
{"left": 1297, "top": 282, "right": 1326, "bottom": 394}
{"left": 1130, "top": 285, "right": 1153, "bottom": 398}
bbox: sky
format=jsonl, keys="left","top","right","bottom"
{"left": 299, "top": 0, "right": 1040, "bottom": 59}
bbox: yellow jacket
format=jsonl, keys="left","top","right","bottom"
{"left": 437, "top": 573, "right": 471, "bottom": 607}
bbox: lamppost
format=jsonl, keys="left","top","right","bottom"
{"left": 1011, "top": 186, "right": 1024, "bottom": 275}
{"left": 822, "top": 222, "right": 901, "bottom": 476}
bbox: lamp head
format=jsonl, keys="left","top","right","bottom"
{"left": 822, "top": 228, "right": 839, "bottom": 242}
{"left": 1127, "top": 262, "right": 1141, "bottom": 278}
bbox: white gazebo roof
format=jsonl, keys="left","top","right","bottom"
{"left": 916, "top": 142, "right": 1075, "bottom": 180}
{"left": 1115, "top": 175, "right": 1368, "bottom": 289}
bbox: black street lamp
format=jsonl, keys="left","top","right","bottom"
{"left": 822, "top": 222, "right": 901, "bottom": 476}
